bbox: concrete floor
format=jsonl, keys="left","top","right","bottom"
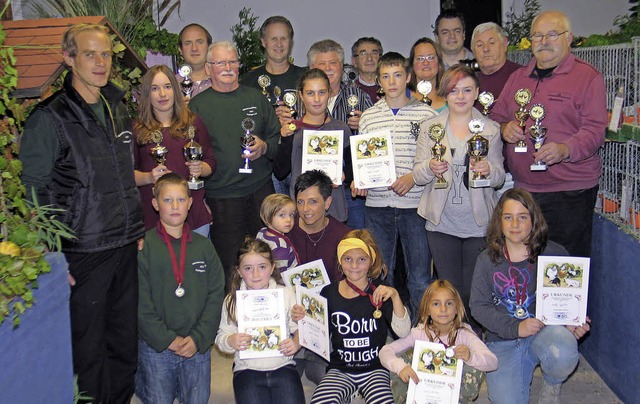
{"left": 133, "top": 345, "right": 621, "bottom": 403}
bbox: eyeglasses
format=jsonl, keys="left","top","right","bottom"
{"left": 207, "top": 60, "right": 240, "bottom": 68}
{"left": 530, "top": 31, "right": 568, "bottom": 43}
{"left": 354, "top": 50, "right": 381, "bottom": 58}
{"left": 414, "top": 55, "right": 438, "bottom": 63}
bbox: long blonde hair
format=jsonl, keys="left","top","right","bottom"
{"left": 134, "top": 64, "right": 194, "bottom": 145}
{"left": 417, "top": 280, "right": 467, "bottom": 346}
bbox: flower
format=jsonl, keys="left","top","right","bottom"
{"left": 0, "top": 241, "right": 21, "bottom": 257}
{"left": 517, "top": 37, "right": 532, "bottom": 50}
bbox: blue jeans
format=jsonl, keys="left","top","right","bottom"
{"left": 365, "top": 206, "right": 432, "bottom": 318}
{"left": 344, "top": 187, "right": 365, "bottom": 229}
{"left": 272, "top": 172, "right": 291, "bottom": 196}
{"left": 233, "top": 365, "right": 305, "bottom": 404}
{"left": 485, "top": 326, "right": 579, "bottom": 404}
{"left": 135, "top": 339, "right": 211, "bottom": 404}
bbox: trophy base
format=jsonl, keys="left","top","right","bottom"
{"left": 239, "top": 168, "right": 253, "bottom": 174}
{"left": 530, "top": 163, "right": 548, "bottom": 171}
{"left": 514, "top": 146, "right": 528, "bottom": 153}
{"left": 188, "top": 180, "right": 204, "bottom": 190}
{"left": 470, "top": 178, "right": 491, "bottom": 188}
{"left": 434, "top": 180, "right": 448, "bottom": 189}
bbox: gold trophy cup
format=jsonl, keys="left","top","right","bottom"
{"left": 428, "top": 123, "right": 447, "bottom": 189}
{"left": 467, "top": 118, "right": 491, "bottom": 188}
{"left": 514, "top": 88, "right": 532, "bottom": 152}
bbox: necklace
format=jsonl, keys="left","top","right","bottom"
{"left": 344, "top": 278, "right": 382, "bottom": 319}
{"left": 306, "top": 221, "right": 328, "bottom": 247}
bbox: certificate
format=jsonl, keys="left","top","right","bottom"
{"left": 295, "top": 285, "right": 330, "bottom": 361}
{"left": 536, "top": 256, "right": 590, "bottom": 326}
{"left": 350, "top": 130, "right": 396, "bottom": 189}
{"left": 301, "top": 130, "right": 344, "bottom": 186}
{"left": 281, "top": 259, "right": 330, "bottom": 294}
{"left": 236, "top": 288, "right": 287, "bottom": 359}
{"left": 406, "top": 340, "right": 463, "bottom": 404}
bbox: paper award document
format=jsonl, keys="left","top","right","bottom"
{"left": 350, "top": 130, "right": 396, "bottom": 189}
{"left": 301, "top": 130, "right": 344, "bottom": 186}
{"left": 236, "top": 288, "right": 287, "bottom": 359}
{"left": 282, "top": 259, "right": 330, "bottom": 294}
{"left": 536, "top": 256, "right": 590, "bottom": 326}
{"left": 295, "top": 285, "right": 330, "bottom": 361}
{"left": 406, "top": 340, "right": 463, "bottom": 404}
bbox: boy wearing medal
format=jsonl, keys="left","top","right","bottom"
{"left": 136, "top": 173, "right": 225, "bottom": 402}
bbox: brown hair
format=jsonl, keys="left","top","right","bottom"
{"left": 437, "top": 63, "right": 479, "bottom": 98}
{"left": 485, "top": 188, "right": 549, "bottom": 264}
{"left": 259, "top": 194, "right": 296, "bottom": 226}
{"left": 134, "top": 65, "right": 195, "bottom": 145}
{"left": 224, "top": 238, "right": 284, "bottom": 323}
{"left": 408, "top": 37, "right": 445, "bottom": 92}
{"left": 337, "top": 229, "right": 387, "bottom": 280}
{"left": 376, "top": 51, "right": 410, "bottom": 77}
{"left": 62, "top": 24, "right": 110, "bottom": 57}
{"left": 152, "top": 172, "right": 190, "bottom": 199}
{"left": 417, "top": 280, "right": 466, "bottom": 346}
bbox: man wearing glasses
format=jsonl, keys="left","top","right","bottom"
{"left": 490, "top": 10, "right": 607, "bottom": 259}
{"left": 434, "top": 9, "right": 474, "bottom": 70}
{"left": 189, "top": 41, "right": 280, "bottom": 282}
{"left": 351, "top": 37, "right": 383, "bottom": 103}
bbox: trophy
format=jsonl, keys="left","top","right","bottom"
{"left": 183, "top": 126, "right": 204, "bottom": 189}
{"left": 178, "top": 64, "right": 193, "bottom": 99}
{"left": 273, "top": 85, "right": 283, "bottom": 107}
{"left": 239, "top": 118, "right": 256, "bottom": 174}
{"left": 283, "top": 91, "right": 298, "bottom": 131}
{"left": 529, "top": 103, "right": 548, "bottom": 171}
{"left": 428, "top": 123, "right": 447, "bottom": 189}
{"left": 257, "top": 75, "right": 271, "bottom": 102}
{"left": 417, "top": 80, "right": 433, "bottom": 106}
{"left": 514, "top": 88, "right": 532, "bottom": 152}
{"left": 149, "top": 130, "right": 168, "bottom": 166}
{"left": 478, "top": 91, "right": 495, "bottom": 116}
{"left": 347, "top": 94, "right": 359, "bottom": 118}
{"left": 467, "top": 118, "right": 490, "bottom": 188}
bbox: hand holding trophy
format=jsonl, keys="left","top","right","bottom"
{"left": 428, "top": 123, "right": 447, "bottom": 189}
{"left": 183, "top": 126, "right": 204, "bottom": 189}
{"left": 150, "top": 130, "right": 169, "bottom": 167}
{"left": 239, "top": 118, "right": 256, "bottom": 174}
{"left": 467, "top": 118, "right": 490, "bottom": 188}
{"left": 529, "top": 104, "right": 548, "bottom": 171}
{"left": 417, "top": 80, "right": 433, "bottom": 106}
{"left": 478, "top": 91, "right": 494, "bottom": 116}
{"left": 273, "top": 85, "right": 283, "bottom": 107}
{"left": 347, "top": 94, "right": 359, "bottom": 118}
{"left": 514, "top": 88, "right": 532, "bottom": 152}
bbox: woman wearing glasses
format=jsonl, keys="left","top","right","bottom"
{"left": 408, "top": 38, "right": 447, "bottom": 112}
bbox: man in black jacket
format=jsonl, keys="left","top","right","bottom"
{"left": 20, "top": 24, "right": 144, "bottom": 403}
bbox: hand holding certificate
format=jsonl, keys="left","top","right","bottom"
{"left": 536, "top": 256, "right": 590, "bottom": 326}
{"left": 295, "top": 285, "right": 330, "bottom": 361}
{"left": 350, "top": 130, "right": 396, "bottom": 189}
{"left": 236, "top": 288, "right": 288, "bottom": 359}
{"left": 406, "top": 340, "right": 463, "bottom": 404}
{"left": 301, "top": 130, "right": 344, "bottom": 186}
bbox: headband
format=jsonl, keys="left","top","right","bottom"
{"left": 337, "top": 238, "right": 376, "bottom": 263}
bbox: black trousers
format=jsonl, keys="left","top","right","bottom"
{"left": 66, "top": 244, "right": 138, "bottom": 404}
{"left": 206, "top": 180, "right": 275, "bottom": 286}
{"left": 532, "top": 185, "right": 599, "bottom": 258}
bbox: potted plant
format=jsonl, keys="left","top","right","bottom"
{"left": 0, "top": 9, "right": 76, "bottom": 401}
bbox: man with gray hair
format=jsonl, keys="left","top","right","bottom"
{"left": 351, "top": 37, "right": 383, "bottom": 103}
{"left": 189, "top": 40, "right": 280, "bottom": 281}
{"left": 471, "top": 22, "right": 522, "bottom": 110}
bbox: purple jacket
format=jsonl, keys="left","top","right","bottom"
{"left": 490, "top": 54, "right": 606, "bottom": 192}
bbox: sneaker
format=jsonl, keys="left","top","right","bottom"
{"left": 538, "top": 380, "right": 562, "bottom": 404}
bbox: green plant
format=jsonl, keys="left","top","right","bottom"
{"left": 503, "top": 0, "right": 541, "bottom": 47}
{"left": 230, "top": 7, "right": 265, "bottom": 75}
{"left": 132, "top": 17, "right": 179, "bottom": 58}
{"left": 1, "top": 7, "right": 75, "bottom": 327}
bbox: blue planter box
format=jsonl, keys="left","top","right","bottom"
{"left": 0, "top": 252, "right": 74, "bottom": 402}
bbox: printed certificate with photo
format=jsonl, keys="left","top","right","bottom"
{"left": 236, "top": 288, "right": 287, "bottom": 359}
{"left": 406, "top": 340, "right": 463, "bottom": 404}
{"left": 536, "top": 256, "right": 590, "bottom": 326}
{"left": 301, "top": 129, "right": 344, "bottom": 186}
{"left": 295, "top": 285, "right": 330, "bottom": 361}
{"left": 282, "top": 259, "right": 330, "bottom": 294}
{"left": 349, "top": 131, "right": 396, "bottom": 189}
